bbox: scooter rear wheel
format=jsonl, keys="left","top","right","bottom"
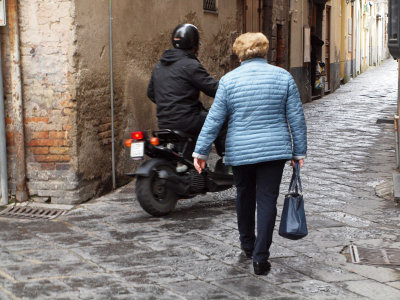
{"left": 136, "top": 164, "right": 178, "bottom": 217}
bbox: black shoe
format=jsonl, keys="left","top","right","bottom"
{"left": 253, "top": 261, "right": 271, "bottom": 275}
{"left": 242, "top": 248, "right": 253, "bottom": 259}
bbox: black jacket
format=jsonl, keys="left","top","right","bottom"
{"left": 147, "top": 48, "right": 218, "bottom": 129}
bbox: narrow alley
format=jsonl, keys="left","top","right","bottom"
{"left": 0, "top": 59, "right": 399, "bottom": 299}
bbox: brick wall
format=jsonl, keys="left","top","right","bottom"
{"left": 3, "top": 0, "right": 80, "bottom": 203}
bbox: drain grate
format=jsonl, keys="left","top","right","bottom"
{"left": 0, "top": 205, "right": 66, "bottom": 220}
{"left": 348, "top": 245, "right": 400, "bottom": 266}
{"left": 376, "top": 118, "right": 394, "bottom": 124}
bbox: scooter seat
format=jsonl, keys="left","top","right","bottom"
{"left": 172, "top": 130, "right": 195, "bottom": 139}
{"left": 155, "top": 129, "right": 195, "bottom": 141}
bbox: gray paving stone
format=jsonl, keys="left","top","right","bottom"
{"left": 387, "top": 281, "right": 400, "bottom": 290}
{"left": 273, "top": 255, "right": 362, "bottom": 283}
{"left": 126, "top": 283, "right": 186, "bottom": 300}
{"left": 59, "top": 274, "right": 150, "bottom": 299}
{"left": 1, "top": 279, "right": 75, "bottom": 300}
{"left": 47, "top": 231, "right": 111, "bottom": 248}
{"left": 341, "top": 263, "right": 400, "bottom": 283}
{"left": 305, "top": 214, "right": 346, "bottom": 228}
{"left": 135, "top": 232, "right": 203, "bottom": 251}
{"left": 258, "top": 261, "right": 312, "bottom": 285}
{"left": 212, "top": 276, "right": 297, "bottom": 299}
{"left": 71, "top": 245, "right": 208, "bottom": 272}
{"left": 0, "top": 288, "right": 12, "bottom": 300}
{"left": 280, "top": 280, "right": 364, "bottom": 299}
{"left": 0, "top": 261, "right": 102, "bottom": 281}
{"left": 177, "top": 259, "right": 246, "bottom": 282}
{"left": 166, "top": 279, "right": 241, "bottom": 299}
{"left": 0, "top": 247, "right": 25, "bottom": 265}
{"left": 116, "top": 266, "right": 196, "bottom": 284}
{"left": 338, "top": 280, "right": 400, "bottom": 300}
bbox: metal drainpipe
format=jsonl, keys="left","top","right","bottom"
{"left": 0, "top": 35, "right": 8, "bottom": 205}
{"left": 8, "top": 0, "right": 28, "bottom": 201}
{"left": 109, "top": 0, "right": 116, "bottom": 189}
{"left": 397, "top": 59, "right": 400, "bottom": 169}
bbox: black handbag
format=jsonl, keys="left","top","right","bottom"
{"left": 278, "top": 161, "right": 308, "bottom": 240}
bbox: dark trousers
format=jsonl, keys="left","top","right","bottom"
{"left": 232, "top": 160, "right": 286, "bottom": 263}
{"left": 182, "top": 111, "right": 227, "bottom": 156}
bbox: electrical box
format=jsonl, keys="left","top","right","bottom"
{"left": 388, "top": 0, "right": 400, "bottom": 58}
{"left": 0, "top": 0, "right": 6, "bottom": 26}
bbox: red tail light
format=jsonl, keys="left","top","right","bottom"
{"left": 131, "top": 131, "right": 144, "bottom": 140}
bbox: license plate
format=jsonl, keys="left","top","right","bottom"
{"left": 130, "top": 141, "right": 144, "bottom": 159}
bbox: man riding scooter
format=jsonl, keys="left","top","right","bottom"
{"left": 147, "top": 23, "right": 226, "bottom": 158}
{"left": 127, "top": 24, "right": 232, "bottom": 216}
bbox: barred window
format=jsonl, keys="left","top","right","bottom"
{"left": 204, "top": 0, "right": 218, "bottom": 13}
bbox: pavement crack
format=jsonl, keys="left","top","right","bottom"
{"left": 0, "top": 285, "right": 21, "bottom": 300}
{"left": 0, "top": 269, "right": 17, "bottom": 283}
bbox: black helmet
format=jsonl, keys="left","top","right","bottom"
{"left": 171, "top": 24, "right": 200, "bottom": 50}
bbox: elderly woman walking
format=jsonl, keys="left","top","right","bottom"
{"left": 192, "top": 32, "right": 307, "bottom": 275}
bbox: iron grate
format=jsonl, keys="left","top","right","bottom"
{"left": 203, "top": 0, "right": 217, "bottom": 12}
{"left": 0, "top": 205, "right": 66, "bottom": 220}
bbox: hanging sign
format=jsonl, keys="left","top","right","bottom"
{"left": 0, "top": 0, "right": 6, "bottom": 26}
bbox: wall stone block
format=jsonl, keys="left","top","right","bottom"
{"left": 49, "top": 147, "right": 70, "bottom": 155}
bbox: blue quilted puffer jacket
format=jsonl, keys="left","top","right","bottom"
{"left": 193, "top": 58, "right": 307, "bottom": 166}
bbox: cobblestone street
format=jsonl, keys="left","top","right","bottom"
{"left": 1, "top": 59, "right": 400, "bottom": 299}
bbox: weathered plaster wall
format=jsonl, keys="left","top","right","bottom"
{"left": 331, "top": 0, "right": 342, "bottom": 88}
{"left": 3, "top": 0, "right": 78, "bottom": 203}
{"left": 74, "top": 0, "right": 243, "bottom": 198}
{"left": 74, "top": 0, "right": 112, "bottom": 200}
{"left": 289, "top": 0, "right": 312, "bottom": 102}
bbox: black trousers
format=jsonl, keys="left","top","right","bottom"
{"left": 176, "top": 111, "right": 227, "bottom": 156}
{"left": 232, "top": 160, "right": 286, "bottom": 263}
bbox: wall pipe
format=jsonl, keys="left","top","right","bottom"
{"left": 8, "top": 0, "right": 28, "bottom": 201}
{"left": 0, "top": 35, "right": 8, "bottom": 205}
{"left": 109, "top": 0, "right": 116, "bottom": 189}
{"left": 398, "top": 60, "right": 400, "bottom": 170}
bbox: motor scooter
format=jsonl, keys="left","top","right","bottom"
{"left": 125, "top": 129, "right": 234, "bottom": 217}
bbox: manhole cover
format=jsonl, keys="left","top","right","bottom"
{"left": 0, "top": 204, "right": 68, "bottom": 220}
{"left": 346, "top": 245, "right": 400, "bottom": 266}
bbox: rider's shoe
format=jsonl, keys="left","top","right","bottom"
{"left": 176, "top": 162, "right": 188, "bottom": 173}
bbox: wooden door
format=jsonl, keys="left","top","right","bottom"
{"left": 276, "top": 24, "right": 285, "bottom": 67}
{"left": 244, "top": 0, "right": 262, "bottom": 32}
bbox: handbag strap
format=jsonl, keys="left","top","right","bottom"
{"left": 288, "top": 161, "right": 303, "bottom": 194}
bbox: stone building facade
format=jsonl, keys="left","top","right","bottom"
{"left": 1, "top": 0, "right": 244, "bottom": 204}
{"left": 1, "top": 0, "right": 387, "bottom": 205}
{"left": 289, "top": 0, "right": 389, "bottom": 102}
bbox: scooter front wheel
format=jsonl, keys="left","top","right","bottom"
{"left": 136, "top": 164, "right": 178, "bottom": 217}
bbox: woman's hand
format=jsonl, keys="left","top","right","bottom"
{"left": 291, "top": 159, "right": 304, "bottom": 168}
{"left": 194, "top": 157, "right": 206, "bottom": 174}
